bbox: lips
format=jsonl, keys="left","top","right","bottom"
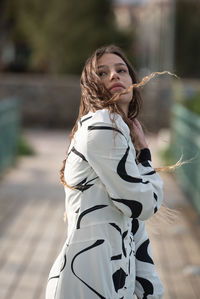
{"left": 109, "top": 83, "right": 125, "bottom": 91}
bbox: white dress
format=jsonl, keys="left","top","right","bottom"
{"left": 46, "top": 109, "right": 164, "bottom": 299}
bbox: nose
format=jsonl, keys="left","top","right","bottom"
{"left": 110, "top": 70, "right": 119, "bottom": 81}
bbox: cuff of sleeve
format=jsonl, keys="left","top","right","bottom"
{"left": 138, "top": 148, "right": 152, "bottom": 162}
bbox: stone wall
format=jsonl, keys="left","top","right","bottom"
{"left": 0, "top": 73, "right": 81, "bottom": 129}
{"left": 140, "top": 77, "right": 173, "bottom": 133}
{"left": 0, "top": 73, "right": 171, "bottom": 132}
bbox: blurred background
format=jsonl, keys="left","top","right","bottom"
{"left": 0, "top": 0, "right": 200, "bottom": 298}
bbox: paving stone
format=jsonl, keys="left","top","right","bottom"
{"left": 0, "top": 129, "right": 199, "bottom": 299}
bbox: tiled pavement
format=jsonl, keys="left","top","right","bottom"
{"left": 0, "top": 129, "right": 200, "bottom": 299}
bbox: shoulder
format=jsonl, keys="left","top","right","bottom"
{"left": 81, "top": 109, "right": 130, "bottom": 140}
{"left": 76, "top": 110, "right": 131, "bottom": 157}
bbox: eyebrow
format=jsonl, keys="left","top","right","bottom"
{"left": 97, "top": 63, "right": 126, "bottom": 69}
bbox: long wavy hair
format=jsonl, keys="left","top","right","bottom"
{"left": 60, "top": 45, "right": 181, "bottom": 189}
{"left": 60, "top": 45, "right": 144, "bottom": 187}
{"left": 60, "top": 45, "right": 183, "bottom": 224}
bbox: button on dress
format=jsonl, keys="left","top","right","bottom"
{"left": 46, "top": 109, "right": 164, "bottom": 299}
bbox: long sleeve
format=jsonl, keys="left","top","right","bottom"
{"left": 86, "top": 119, "right": 163, "bottom": 221}
{"left": 136, "top": 148, "right": 161, "bottom": 215}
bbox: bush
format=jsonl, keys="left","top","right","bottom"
{"left": 172, "top": 80, "right": 200, "bottom": 116}
{"left": 183, "top": 92, "right": 200, "bottom": 116}
{"left": 18, "top": 136, "right": 35, "bottom": 156}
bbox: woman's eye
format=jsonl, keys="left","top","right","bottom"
{"left": 117, "top": 69, "right": 127, "bottom": 73}
{"left": 98, "top": 71, "right": 106, "bottom": 77}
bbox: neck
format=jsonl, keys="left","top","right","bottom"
{"left": 118, "top": 103, "right": 129, "bottom": 117}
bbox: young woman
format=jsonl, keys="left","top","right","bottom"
{"left": 46, "top": 45, "right": 164, "bottom": 299}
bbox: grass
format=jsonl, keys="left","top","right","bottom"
{"left": 17, "top": 135, "right": 35, "bottom": 156}
{"left": 159, "top": 144, "right": 175, "bottom": 167}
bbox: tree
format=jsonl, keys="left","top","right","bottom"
{"left": 3, "top": 0, "right": 132, "bottom": 74}
{"left": 175, "top": 0, "right": 200, "bottom": 78}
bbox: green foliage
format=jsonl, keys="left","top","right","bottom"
{"left": 175, "top": 0, "right": 200, "bottom": 78}
{"left": 182, "top": 92, "right": 200, "bottom": 116}
{"left": 173, "top": 80, "right": 200, "bottom": 116}
{"left": 18, "top": 136, "right": 35, "bottom": 156}
{"left": 4, "top": 0, "right": 133, "bottom": 74}
{"left": 159, "top": 145, "right": 175, "bottom": 167}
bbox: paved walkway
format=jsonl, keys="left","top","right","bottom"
{"left": 0, "top": 129, "right": 199, "bottom": 299}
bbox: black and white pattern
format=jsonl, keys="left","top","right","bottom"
{"left": 46, "top": 109, "right": 164, "bottom": 299}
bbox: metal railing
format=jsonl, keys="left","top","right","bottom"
{"left": 171, "top": 103, "right": 200, "bottom": 215}
{"left": 0, "top": 98, "right": 21, "bottom": 174}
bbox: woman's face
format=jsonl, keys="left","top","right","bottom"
{"left": 97, "top": 53, "right": 133, "bottom": 114}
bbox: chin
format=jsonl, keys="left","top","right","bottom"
{"left": 118, "top": 95, "right": 132, "bottom": 104}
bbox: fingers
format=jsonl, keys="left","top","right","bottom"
{"left": 130, "top": 118, "right": 148, "bottom": 149}
{"left": 131, "top": 118, "right": 142, "bottom": 130}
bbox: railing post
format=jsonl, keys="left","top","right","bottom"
{"left": 171, "top": 103, "right": 200, "bottom": 215}
{"left": 0, "top": 98, "right": 21, "bottom": 174}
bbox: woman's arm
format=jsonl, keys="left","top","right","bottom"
{"left": 86, "top": 120, "right": 163, "bottom": 220}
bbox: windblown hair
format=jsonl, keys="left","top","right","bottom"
{"left": 60, "top": 45, "right": 144, "bottom": 187}
{"left": 60, "top": 45, "right": 179, "bottom": 189}
{"left": 74, "top": 45, "right": 143, "bottom": 146}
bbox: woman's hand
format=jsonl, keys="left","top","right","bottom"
{"left": 131, "top": 118, "right": 148, "bottom": 150}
